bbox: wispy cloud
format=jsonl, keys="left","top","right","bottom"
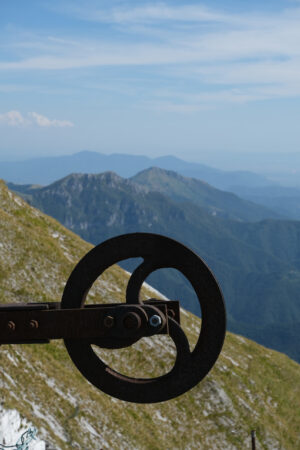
{"left": 0, "top": 111, "right": 29, "bottom": 127}
{"left": 57, "top": 3, "right": 230, "bottom": 25}
{"left": 28, "top": 112, "right": 74, "bottom": 127}
{"left": 0, "top": 111, "right": 74, "bottom": 128}
{"left": 2, "top": 2, "right": 300, "bottom": 109}
{"left": 2, "top": 5, "right": 300, "bottom": 68}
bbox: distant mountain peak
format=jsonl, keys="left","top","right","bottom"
{"left": 135, "top": 166, "right": 208, "bottom": 184}
{"left": 131, "top": 167, "right": 281, "bottom": 222}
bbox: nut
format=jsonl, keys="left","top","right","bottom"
{"left": 149, "top": 315, "right": 162, "bottom": 328}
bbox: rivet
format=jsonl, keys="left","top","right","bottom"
{"left": 29, "top": 320, "right": 39, "bottom": 329}
{"left": 103, "top": 315, "right": 115, "bottom": 328}
{"left": 123, "top": 312, "right": 141, "bottom": 330}
{"left": 7, "top": 321, "right": 15, "bottom": 331}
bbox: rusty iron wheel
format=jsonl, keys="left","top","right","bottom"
{"left": 61, "top": 233, "right": 226, "bottom": 403}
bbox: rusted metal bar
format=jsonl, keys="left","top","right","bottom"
{"left": 0, "top": 300, "right": 177, "bottom": 344}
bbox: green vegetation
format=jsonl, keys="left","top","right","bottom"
{"left": 0, "top": 180, "right": 299, "bottom": 449}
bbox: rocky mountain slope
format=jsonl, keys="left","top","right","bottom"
{"left": 10, "top": 172, "right": 300, "bottom": 363}
{"left": 0, "top": 181, "right": 300, "bottom": 449}
{"left": 131, "top": 167, "right": 281, "bottom": 221}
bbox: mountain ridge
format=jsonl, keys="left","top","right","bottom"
{"left": 131, "top": 167, "right": 282, "bottom": 221}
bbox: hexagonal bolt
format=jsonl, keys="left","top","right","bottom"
{"left": 103, "top": 315, "right": 115, "bottom": 328}
{"left": 123, "top": 312, "right": 141, "bottom": 330}
{"left": 149, "top": 315, "right": 162, "bottom": 328}
{"left": 29, "top": 320, "right": 39, "bottom": 329}
{"left": 7, "top": 321, "right": 15, "bottom": 331}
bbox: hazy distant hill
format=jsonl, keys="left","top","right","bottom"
{"left": 230, "top": 184, "right": 300, "bottom": 220}
{"left": 10, "top": 172, "right": 300, "bottom": 363}
{"left": 1, "top": 150, "right": 273, "bottom": 190}
{"left": 131, "top": 167, "right": 282, "bottom": 221}
{"left": 1, "top": 180, "right": 300, "bottom": 449}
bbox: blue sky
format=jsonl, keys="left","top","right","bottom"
{"left": 1, "top": 0, "right": 300, "bottom": 168}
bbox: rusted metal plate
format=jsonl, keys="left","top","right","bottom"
{"left": 62, "top": 232, "right": 226, "bottom": 403}
{"left": 144, "top": 299, "right": 180, "bottom": 324}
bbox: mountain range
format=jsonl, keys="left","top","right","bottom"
{"left": 0, "top": 180, "right": 299, "bottom": 449}
{"left": 1, "top": 150, "right": 274, "bottom": 190}
{"left": 9, "top": 168, "right": 300, "bottom": 363}
{"left": 4, "top": 151, "right": 300, "bottom": 221}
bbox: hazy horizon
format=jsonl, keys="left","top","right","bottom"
{"left": 1, "top": 149, "right": 300, "bottom": 177}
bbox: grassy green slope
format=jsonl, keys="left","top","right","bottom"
{"left": 0, "top": 181, "right": 300, "bottom": 449}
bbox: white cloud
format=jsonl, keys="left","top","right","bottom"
{"left": 0, "top": 111, "right": 28, "bottom": 126}
{"left": 0, "top": 111, "right": 74, "bottom": 128}
{"left": 28, "top": 112, "right": 74, "bottom": 127}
